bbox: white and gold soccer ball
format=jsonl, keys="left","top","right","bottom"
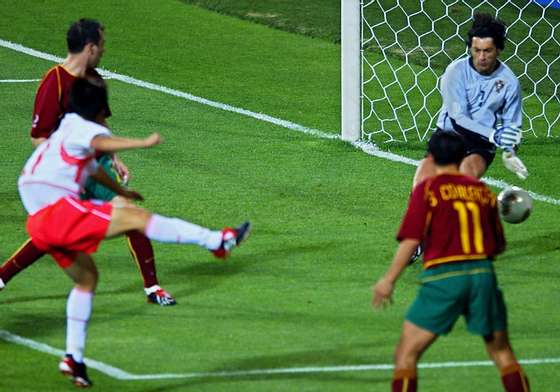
{"left": 497, "top": 187, "right": 532, "bottom": 224}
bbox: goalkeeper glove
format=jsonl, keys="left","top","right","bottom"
{"left": 502, "top": 150, "right": 528, "bottom": 180}
{"left": 490, "top": 126, "right": 522, "bottom": 150}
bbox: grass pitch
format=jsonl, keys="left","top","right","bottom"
{"left": 0, "top": 1, "right": 559, "bottom": 391}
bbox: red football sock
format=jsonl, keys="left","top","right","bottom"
{"left": 392, "top": 368, "right": 417, "bottom": 392}
{"left": 0, "top": 239, "right": 45, "bottom": 284}
{"left": 501, "top": 363, "right": 530, "bottom": 392}
{"left": 126, "top": 231, "right": 158, "bottom": 288}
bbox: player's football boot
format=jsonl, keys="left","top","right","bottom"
{"left": 0, "top": 278, "right": 5, "bottom": 291}
{"left": 145, "top": 285, "right": 177, "bottom": 306}
{"left": 59, "top": 354, "right": 92, "bottom": 388}
{"left": 212, "top": 221, "right": 252, "bottom": 259}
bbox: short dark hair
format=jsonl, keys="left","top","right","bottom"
{"left": 67, "top": 18, "right": 104, "bottom": 53}
{"left": 69, "top": 78, "right": 109, "bottom": 122}
{"left": 466, "top": 13, "right": 507, "bottom": 51}
{"left": 427, "top": 131, "right": 467, "bottom": 166}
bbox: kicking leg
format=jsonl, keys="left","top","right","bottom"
{"left": 106, "top": 201, "right": 251, "bottom": 258}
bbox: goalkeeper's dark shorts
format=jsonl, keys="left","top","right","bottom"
{"left": 405, "top": 259, "right": 507, "bottom": 337}
{"left": 437, "top": 127, "right": 496, "bottom": 167}
{"left": 81, "top": 154, "right": 123, "bottom": 201}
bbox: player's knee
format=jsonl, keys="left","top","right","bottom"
{"left": 131, "top": 208, "right": 151, "bottom": 228}
{"left": 111, "top": 196, "right": 134, "bottom": 208}
{"left": 76, "top": 266, "right": 98, "bottom": 291}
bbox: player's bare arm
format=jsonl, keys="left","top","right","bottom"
{"left": 89, "top": 167, "right": 143, "bottom": 201}
{"left": 373, "top": 238, "right": 419, "bottom": 309}
{"left": 90, "top": 132, "right": 162, "bottom": 152}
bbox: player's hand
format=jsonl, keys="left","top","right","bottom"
{"left": 502, "top": 150, "right": 529, "bottom": 180}
{"left": 490, "top": 126, "right": 522, "bottom": 150}
{"left": 143, "top": 133, "right": 163, "bottom": 147}
{"left": 372, "top": 278, "right": 394, "bottom": 309}
{"left": 121, "top": 189, "right": 144, "bottom": 201}
{"left": 112, "top": 156, "right": 130, "bottom": 185}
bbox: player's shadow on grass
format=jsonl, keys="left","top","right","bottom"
{"left": 0, "top": 311, "right": 64, "bottom": 339}
{"left": 0, "top": 292, "right": 68, "bottom": 305}
{"left": 167, "top": 241, "right": 338, "bottom": 299}
{"left": 0, "top": 282, "right": 143, "bottom": 306}
{"left": 498, "top": 230, "right": 560, "bottom": 276}
{"left": 138, "top": 342, "right": 391, "bottom": 391}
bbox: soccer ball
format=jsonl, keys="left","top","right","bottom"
{"left": 497, "top": 187, "right": 532, "bottom": 224}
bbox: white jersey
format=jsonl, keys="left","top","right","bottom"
{"left": 18, "top": 113, "right": 111, "bottom": 215}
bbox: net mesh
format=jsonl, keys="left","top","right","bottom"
{"left": 361, "top": 0, "right": 560, "bottom": 144}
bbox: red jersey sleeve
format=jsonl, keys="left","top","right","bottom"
{"left": 396, "top": 181, "right": 432, "bottom": 242}
{"left": 31, "top": 67, "right": 64, "bottom": 139}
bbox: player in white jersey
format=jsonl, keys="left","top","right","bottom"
{"left": 19, "top": 112, "right": 113, "bottom": 214}
{"left": 17, "top": 78, "right": 251, "bottom": 388}
{"left": 413, "top": 13, "right": 528, "bottom": 187}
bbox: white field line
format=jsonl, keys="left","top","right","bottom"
{"left": 1, "top": 330, "right": 559, "bottom": 381}
{"left": 1, "top": 37, "right": 559, "bottom": 208}
{"left": 0, "top": 78, "right": 41, "bottom": 83}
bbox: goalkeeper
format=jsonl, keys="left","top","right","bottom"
{"left": 413, "top": 12, "right": 528, "bottom": 187}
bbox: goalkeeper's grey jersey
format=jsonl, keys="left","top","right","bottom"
{"left": 436, "top": 57, "right": 522, "bottom": 140}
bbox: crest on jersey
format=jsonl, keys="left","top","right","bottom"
{"left": 495, "top": 80, "right": 505, "bottom": 93}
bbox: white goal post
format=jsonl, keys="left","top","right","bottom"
{"left": 341, "top": 0, "right": 560, "bottom": 144}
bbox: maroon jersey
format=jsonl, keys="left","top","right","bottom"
{"left": 31, "top": 65, "right": 110, "bottom": 139}
{"left": 397, "top": 173, "right": 505, "bottom": 269}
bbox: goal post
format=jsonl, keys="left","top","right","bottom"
{"left": 341, "top": 0, "right": 361, "bottom": 142}
{"left": 342, "top": 0, "right": 560, "bottom": 145}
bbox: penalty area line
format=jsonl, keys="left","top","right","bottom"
{"left": 1, "top": 329, "right": 560, "bottom": 381}
{"left": 1, "top": 38, "right": 559, "bottom": 206}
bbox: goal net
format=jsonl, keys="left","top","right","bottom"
{"left": 343, "top": 0, "right": 560, "bottom": 144}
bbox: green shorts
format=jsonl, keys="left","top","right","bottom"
{"left": 406, "top": 260, "right": 507, "bottom": 336}
{"left": 81, "top": 154, "right": 122, "bottom": 201}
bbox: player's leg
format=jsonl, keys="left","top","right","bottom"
{"left": 106, "top": 202, "right": 251, "bottom": 258}
{"left": 459, "top": 153, "right": 488, "bottom": 178}
{"left": 467, "top": 264, "right": 529, "bottom": 391}
{"left": 0, "top": 239, "right": 45, "bottom": 289}
{"left": 412, "top": 155, "right": 436, "bottom": 187}
{"left": 84, "top": 155, "right": 175, "bottom": 306}
{"left": 59, "top": 252, "right": 97, "bottom": 387}
{"left": 392, "top": 320, "right": 438, "bottom": 392}
{"left": 458, "top": 130, "right": 496, "bottom": 179}
{"left": 484, "top": 331, "right": 530, "bottom": 391}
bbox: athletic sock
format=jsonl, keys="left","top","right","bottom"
{"left": 126, "top": 231, "right": 158, "bottom": 288}
{"left": 0, "top": 239, "right": 45, "bottom": 284}
{"left": 66, "top": 288, "right": 93, "bottom": 363}
{"left": 392, "top": 368, "right": 418, "bottom": 392}
{"left": 501, "top": 363, "right": 530, "bottom": 392}
{"left": 145, "top": 214, "right": 222, "bottom": 250}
